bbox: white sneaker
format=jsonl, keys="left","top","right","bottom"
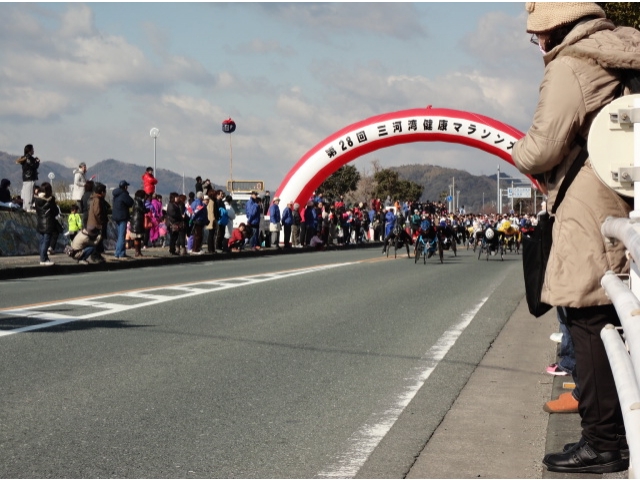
{"left": 550, "top": 332, "right": 563, "bottom": 343}
{"left": 39, "top": 260, "right": 55, "bottom": 266}
{"left": 78, "top": 260, "right": 89, "bottom": 265}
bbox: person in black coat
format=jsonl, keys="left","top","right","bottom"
{"left": 111, "top": 180, "right": 134, "bottom": 259}
{"left": 80, "top": 180, "right": 94, "bottom": 229}
{"left": 17, "top": 144, "right": 40, "bottom": 212}
{"left": 33, "top": 182, "right": 57, "bottom": 265}
{"left": 130, "top": 189, "right": 148, "bottom": 257}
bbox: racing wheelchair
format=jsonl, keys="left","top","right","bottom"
{"left": 477, "top": 226, "right": 504, "bottom": 261}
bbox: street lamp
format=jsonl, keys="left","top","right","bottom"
{"left": 150, "top": 127, "right": 159, "bottom": 175}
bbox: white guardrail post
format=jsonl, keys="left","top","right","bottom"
{"left": 600, "top": 96, "right": 640, "bottom": 478}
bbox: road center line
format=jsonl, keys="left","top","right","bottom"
{"left": 315, "top": 296, "right": 490, "bottom": 479}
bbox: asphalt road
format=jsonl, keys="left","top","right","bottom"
{"left": 0, "top": 246, "right": 525, "bottom": 478}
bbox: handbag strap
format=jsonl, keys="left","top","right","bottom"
{"left": 550, "top": 135, "right": 588, "bottom": 215}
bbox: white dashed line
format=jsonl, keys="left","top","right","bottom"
{"left": 0, "top": 263, "right": 352, "bottom": 337}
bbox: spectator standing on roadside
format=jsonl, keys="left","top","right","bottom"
{"left": 291, "top": 202, "right": 301, "bottom": 248}
{"left": 130, "top": 190, "right": 148, "bottom": 257}
{"left": 205, "top": 188, "right": 217, "bottom": 253}
{"left": 34, "top": 181, "right": 56, "bottom": 266}
{"left": 166, "top": 192, "right": 185, "bottom": 256}
{"left": 17, "top": 144, "right": 40, "bottom": 212}
{"left": 214, "top": 190, "right": 227, "bottom": 252}
{"left": 142, "top": 167, "right": 158, "bottom": 196}
{"left": 111, "top": 180, "right": 134, "bottom": 259}
{"left": 195, "top": 176, "right": 203, "bottom": 194}
{"left": 87, "top": 182, "right": 108, "bottom": 262}
{"left": 304, "top": 200, "right": 316, "bottom": 246}
{"left": 0, "top": 179, "right": 19, "bottom": 209}
{"left": 246, "top": 190, "right": 261, "bottom": 250}
{"left": 80, "top": 180, "right": 94, "bottom": 228}
{"left": 269, "top": 197, "right": 282, "bottom": 249}
{"left": 190, "top": 191, "right": 207, "bottom": 255}
{"left": 281, "top": 201, "right": 294, "bottom": 248}
{"left": 72, "top": 162, "right": 87, "bottom": 207}
{"left": 512, "top": 3, "right": 639, "bottom": 474}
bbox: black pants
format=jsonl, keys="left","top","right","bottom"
{"left": 283, "top": 224, "right": 292, "bottom": 247}
{"left": 215, "top": 224, "right": 226, "bottom": 251}
{"left": 565, "top": 304, "right": 624, "bottom": 452}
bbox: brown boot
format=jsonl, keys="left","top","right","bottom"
{"left": 134, "top": 239, "right": 143, "bottom": 257}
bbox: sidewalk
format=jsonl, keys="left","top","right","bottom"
{"left": 0, "top": 242, "right": 379, "bottom": 281}
{"left": 407, "top": 300, "right": 627, "bottom": 479}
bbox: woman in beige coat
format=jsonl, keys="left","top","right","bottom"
{"left": 513, "top": 2, "right": 640, "bottom": 474}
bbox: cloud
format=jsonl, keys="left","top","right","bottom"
{"left": 0, "top": 4, "right": 216, "bottom": 120}
{"left": 229, "top": 39, "right": 296, "bottom": 57}
{"left": 261, "top": 3, "right": 427, "bottom": 40}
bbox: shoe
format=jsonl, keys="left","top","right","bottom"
{"left": 546, "top": 363, "right": 569, "bottom": 376}
{"left": 543, "top": 437, "right": 628, "bottom": 474}
{"left": 550, "top": 332, "right": 563, "bottom": 343}
{"left": 39, "top": 260, "right": 55, "bottom": 266}
{"left": 169, "top": 251, "right": 179, "bottom": 256}
{"left": 564, "top": 436, "right": 629, "bottom": 460}
{"left": 543, "top": 391, "right": 579, "bottom": 413}
{"left": 47, "top": 247, "right": 53, "bottom": 254}
{"left": 78, "top": 260, "right": 89, "bottom": 265}
{"left": 115, "top": 256, "right": 129, "bottom": 261}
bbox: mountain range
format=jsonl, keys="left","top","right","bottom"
{"left": 0, "top": 151, "right": 200, "bottom": 198}
{"left": 0, "top": 150, "right": 530, "bottom": 212}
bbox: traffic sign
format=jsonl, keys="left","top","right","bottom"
{"left": 507, "top": 187, "right": 531, "bottom": 198}
{"left": 446, "top": 195, "right": 452, "bottom": 202}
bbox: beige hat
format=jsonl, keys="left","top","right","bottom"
{"left": 525, "top": 2, "right": 605, "bottom": 34}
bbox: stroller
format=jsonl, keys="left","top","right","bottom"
{"left": 477, "top": 226, "right": 504, "bottom": 261}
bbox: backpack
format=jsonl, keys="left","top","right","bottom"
{"left": 218, "top": 206, "right": 229, "bottom": 226}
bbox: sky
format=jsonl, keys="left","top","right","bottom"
{"left": 0, "top": 2, "right": 544, "bottom": 192}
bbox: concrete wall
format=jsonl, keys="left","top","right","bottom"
{"left": 0, "top": 209, "right": 117, "bottom": 256}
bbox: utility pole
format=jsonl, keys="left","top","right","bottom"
{"left": 497, "top": 165, "right": 501, "bottom": 214}
{"left": 452, "top": 177, "right": 455, "bottom": 213}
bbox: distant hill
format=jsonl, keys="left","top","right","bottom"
{"left": 391, "top": 163, "right": 531, "bottom": 213}
{"left": 0, "top": 151, "right": 199, "bottom": 198}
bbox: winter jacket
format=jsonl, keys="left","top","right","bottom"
{"left": 166, "top": 201, "right": 184, "bottom": 228}
{"left": 87, "top": 194, "right": 108, "bottom": 231}
{"left": 269, "top": 203, "right": 281, "bottom": 224}
{"left": 142, "top": 172, "right": 158, "bottom": 195}
{"left": 34, "top": 194, "right": 57, "bottom": 234}
{"left": 130, "top": 197, "right": 148, "bottom": 235}
{"left": 72, "top": 168, "right": 86, "bottom": 201}
{"left": 512, "top": 19, "right": 640, "bottom": 308}
{"left": 68, "top": 213, "right": 82, "bottom": 233}
{"left": 191, "top": 199, "right": 208, "bottom": 225}
{"left": 304, "top": 206, "right": 316, "bottom": 229}
{"left": 246, "top": 197, "right": 261, "bottom": 226}
{"left": 18, "top": 154, "right": 39, "bottom": 182}
{"left": 281, "top": 206, "right": 293, "bottom": 226}
{"left": 0, "top": 179, "right": 11, "bottom": 203}
{"left": 111, "top": 187, "right": 134, "bottom": 222}
{"left": 206, "top": 198, "right": 217, "bottom": 230}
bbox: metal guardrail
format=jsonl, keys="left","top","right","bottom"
{"left": 598, "top": 97, "right": 640, "bottom": 478}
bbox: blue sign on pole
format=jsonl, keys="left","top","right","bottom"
{"left": 446, "top": 195, "right": 452, "bottom": 202}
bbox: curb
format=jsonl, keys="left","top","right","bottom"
{"left": 0, "top": 241, "right": 383, "bottom": 281}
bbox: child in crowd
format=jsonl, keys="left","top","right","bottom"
{"left": 67, "top": 204, "right": 82, "bottom": 241}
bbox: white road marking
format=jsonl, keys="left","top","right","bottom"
{"left": 0, "top": 263, "right": 352, "bottom": 337}
{"left": 316, "top": 296, "right": 490, "bottom": 479}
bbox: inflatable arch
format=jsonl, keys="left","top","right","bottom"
{"left": 274, "top": 107, "right": 535, "bottom": 209}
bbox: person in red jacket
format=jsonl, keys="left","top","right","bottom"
{"left": 142, "top": 167, "right": 158, "bottom": 195}
{"left": 228, "top": 223, "right": 247, "bottom": 252}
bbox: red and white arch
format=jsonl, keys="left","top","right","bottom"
{"left": 274, "top": 106, "right": 532, "bottom": 208}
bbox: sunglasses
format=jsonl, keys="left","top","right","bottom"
{"left": 530, "top": 34, "right": 539, "bottom": 46}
